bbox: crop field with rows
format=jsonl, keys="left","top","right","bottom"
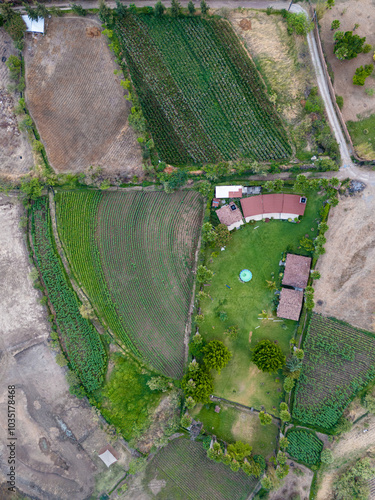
{"left": 30, "top": 198, "right": 107, "bottom": 392}
{"left": 55, "top": 190, "right": 203, "bottom": 378}
{"left": 114, "top": 13, "right": 291, "bottom": 165}
{"left": 293, "top": 313, "right": 375, "bottom": 430}
{"left": 144, "top": 438, "right": 258, "bottom": 500}
{"left": 286, "top": 428, "right": 323, "bottom": 467}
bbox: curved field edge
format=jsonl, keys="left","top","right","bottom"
{"left": 55, "top": 190, "right": 204, "bottom": 378}
{"left": 30, "top": 197, "right": 107, "bottom": 392}
{"left": 292, "top": 313, "right": 375, "bottom": 431}
{"left": 111, "top": 13, "right": 291, "bottom": 165}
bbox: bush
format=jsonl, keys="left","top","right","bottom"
{"left": 283, "top": 376, "right": 295, "bottom": 392}
{"left": 363, "top": 43, "right": 372, "bottom": 54}
{"left": 285, "top": 12, "right": 313, "bottom": 36}
{"left": 331, "top": 20, "right": 340, "bottom": 30}
{"left": 336, "top": 95, "right": 344, "bottom": 110}
{"left": 321, "top": 449, "right": 333, "bottom": 464}
{"left": 70, "top": 3, "right": 87, "bottom": 16}
{"left": 334, "top": 31, "right": 366, "bottom": 60}
{"left": 252, "top": 340, "right": 285, "bottom": 373}
{"left": 334, "top": 458, "right": 374, "bottom": 500}
{"left": 353, "top": 64, "right": 374, "bottom": 86}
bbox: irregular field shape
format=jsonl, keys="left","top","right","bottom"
{"left": 55, "top": 190, "right": 204, "bottom": 378}
{"left": 115, "top": 14, "right": 291, "bottom": 164}
{"left": 286, "top": 428, "right": 323, "bottom": 466}
{"left": 25, "top": 17, "right": 142, "bottom": 175}
{"left": 293, "top": 313, "right": 375, "bottom": 430}
{"left": 148, "top": 438, "right": 258, "bottom": 500}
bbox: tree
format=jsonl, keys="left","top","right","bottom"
{"left": 203, "top": 340, "right": 232, "bottom": 373}
{"left": 334, "top": 31, "right": 366, "bottom": 60}
{"left": 252, "top": 339, "right": 286, "bottom": 373}
{"left": 327, "top": 0, "right": 335, "bottom": 7}
{"left": 334, "top": 458, "right": 374, "bottom": 500}
{"left": 207, "top": 441, "right": 223, "bottom": 462}
{"left": 331, "top": 19, "right": 340, "bottom": 30}
{"left": 274, "top": 179, "right": 285, "bottom": 191}
{"left": 285, "top": 12, "right": 313, "bottom": 36}
{"left": 55, "top": 353, "right": 68, "bottom": 366}
{"left": 182, "top": 367, "right": 213, "bottom": 402}
{"left": 364, "top": 393, "right": 375, "bottom": 413}
{"left": 300, "top": 236, "right": 315, "bottom": 252}
{"left": 286, "top": 356, "right": 303, "bottom": 373}
{"left": 154, "top": 1, "right": 166, "bottom": 17}
{"left": 21, "top": 177, "right": 43, "bottom": 200}
{"left": 171, "top": 0, "right": 181, "bottom": 17}
{"left": 196, "top": 265, "right": 214, "bottom": 283}
{"left": 200, "top": 0, "right": 208, "bottom": 14}
{"left": 266, "top": 280, "right": 277, "bottom": 291}
{"left": 230, "top": 459, "right": 240, "bottom": 472}
{"left": 283, "top": 376, "right": 295, "bottom": 392}
{"left": 363, "top": 43, "right": 372, "bottom": 54}
{"left": 197, "top": 180, "right": 212, "bottom": 197}
{"left": 321, "top": 449, "right": 333, "bottom": 464}
{"left": 293, "top": 174, "right": 308, "bottom": 192}
{"left": 353, "top": 64, "right": 374, "bottom": 86}
{"left": 188, "top": 0, "right": 195, "bottom": 14}
{"left": 202, "top": 222, "right": 216, "bottom": 243}
{"left": 215, "top": 224, "right": 231, "bottom": 247}
{"left": 227, "top": 441, "right": 252, "bottom": 462}
{"left": 180, "top": 413, "right": 192, "bottom": 428}
{"left": 276, "top": 464, "right": 289, "bottom": 479}
{"left": 185, "top": 396, "right": 196, "bottom": 410}
{"left": 128, "top": 457, "right": 147, "bottom": 475}
{"left": 311, "top": 270, "right": 321, "bottom": 280}
{"left": 279, "top": 402, "right": 288, "bottom": 412}
{"left": 260, "top": 475, "right": 274, "bottom": 490}
{"left": 264, "top": 180, "right": 276, "bottom": 192}
{"left": 279, "top": 436, "right": 289, "bottom": 450}
{"left": 0, "top": 5, "right": 26, "bottom": 42}
{"left": 22, "top": 3, "right": 39, "bottom": 21}
{"left": 189, "top": 359, "right": 200, "bottom": 373}
{"left": 259, "top": 411, "right": 273, "bottom": 426}
{"left": 277, "top": 451, "right": 287, "bottom": 466}
{"left": 70, "top": 3, "right": 87, "bottom": 16}
{"left": 294, "top": 348, "right": 304, "bottom": 360}
{"left": 79, "top": 302, "right": 95, "bottom": 320}
{"left": 280, "top": 409, "right": 291, "bottom": 422}
{"left": 147, "top": 376, "right": 169, "bottom": 392}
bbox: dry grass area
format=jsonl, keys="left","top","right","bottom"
{"left": 314, "top": 183, "right": 375, "bottom": 331}
{"left": 319, "top": 0, "right": 375, "bottom": 123}
{"left": 269, "top": 461, "right": 313, "bottom": 500}
{"left": 0, "top": 29, "right": 34, "bottom": 178}
{"left": 0, "top": 193, "right": 130, "bottom": 499}
{"left": 24, "top": 17, "right": 142, "bottom": 178}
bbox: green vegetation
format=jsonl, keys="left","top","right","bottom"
{"left": 252, "top": 339, "right": 285, "bottom": 373}
{"left": 203, "top": 340, "right": 232, "bottom": 373}
{"left": 110, "top": 13, "right": 291, "bottom": 165}
{"left": 143, "top": 438, "right": 258, "bottom": 500}
{"left": 333, "top": 457, "right": 375, "bottom": 500}
{"left": 347, "top": 114, "right": 375, "bottom": 160}
{"left": 198, "top": 193, "right": 325, "bottom": 411}
{"left": 353, "top": 64, "right": 373, "bottom": 86}
{"left": 286, "top": 428, "right": 323, "bottom": 467}
{"left": 0, "top": 3, "right": 26, "bottom": 42}
{"left": 55, "top": 190, "right": 203, "bottom": 378}
{"left": 282, "top": 11, "right": 313, "bottom": 36}
{"left": 333, "top": 31, "right": 366, "bottom": 60}
{"left": 293, "top": 313, "right": 375, "bottom": 430}
{"left": 30, "top": 198, "right": 107, "bottom": 392}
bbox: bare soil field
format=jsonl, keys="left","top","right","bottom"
{"left": 0, "top": 194, "right": 130, "bottom": 499}
{"left": 24, "top": 17, "right": 142, "bottom": 178}
{"left": 269, "top": 461, "right": 313, "bottom": 500}
{"left": 0, "top": 30, "right": 34, "bottom": 179}
{"left": 319, "top": 0, "right": 375, "bottom": 123}
{"left": 314, "top": 182, "right": 375, "bottom": 331}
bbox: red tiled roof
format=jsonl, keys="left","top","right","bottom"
{"left": 282, "top": 254, "right": 312, "bottom": 289}
{"left": 240, "top": 196, "right": 263, "bottom": 218}
{"left": 216, "top": 203, "right": 243, "bottom": 227}
{"left": 283, "top": 194, "right": 306, "bottom": 216}
{"left": 228, "top": 189, "right": 242, "bottom": 198}
{"left": 277, "top": 288, "right": 304, "bottom": 321}
{"left": 262, "top": 193, "right": 283, "bottom": 214}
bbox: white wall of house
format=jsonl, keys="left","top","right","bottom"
{"left": 227, "top": 220, "right": 244, "bottom": 231}
{"left": 245, "top": 214, "right": 263, "bottom": 223}
{"left": 263, "top": 212, "right": 281, "bottom": 220}
{"left": 280, "top": 212, "right": 299, "bottom": 220}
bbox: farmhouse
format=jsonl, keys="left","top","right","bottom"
{"left": 277, "top": 288, "right": 304, "bottom": 321}
{"left": 216, "top": 203, "right": 244, "bottom": 231}
{"left": 21, "top": 15, "right": 45, "bottom": 34}
{"left": 282, "top": 254, "right": 312, "bottom": 289}
{"left": 240, "top": 194, "right": 307, "bottom": 222}
{"left": 215, "top": 185, "right": 243, "bottom": 198}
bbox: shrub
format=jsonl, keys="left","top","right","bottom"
{"left": 363, "top": 43, "right": 372, "bottom": 54}
{"left": 203, "top": 340, "right": 232, "bottom": 373}
{"left": 334, "top": 31, "right": 366, "bottom": 60}
{"left": 321, "top": 449, "right": 333, "bottom": 464}
{"left": 285, "top": 12, "right": 313, "bottom": 36}
{"left": 70, "top": 3, "right": 87, "bottom": 16}
{"left": 283, "top": 376, "right": 295, "bottom": 392}
{"left": 331, "top": 20, "right": 340, "bottom": 30}
{"left": 353, "top": 64, "right": 374, "bottom": 86}
{"left": 252, "top": 339, "right": 285, "bottom": 373}
{"left": 336, "top": 95, "right": 344, "bottom": 109}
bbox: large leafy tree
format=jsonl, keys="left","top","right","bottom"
{"left": 227, "top": 441, "right": 252, "bottom": 462}
{"left": 334, "top": 31, "right": 366, "bottom": 60}
{"left": 252, "top": 340, "right": 285, "bottom": 373}
{"left": 203, "top": 340, "right": 232, "bottom": 373}
{"left": 215, "top": 223, "right": 231, "bottom": 247}
{"left": 182, "top": 367, "right": 213, "bottom": 403}
{"left": 334, "top": 458, "right": 374, "bottom": 500}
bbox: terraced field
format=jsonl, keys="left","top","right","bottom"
{"left": 114, "top": 13, "right": 291, "bottom": 165}
{"left": 293, "top": 313, "right": 375, "bottom": 431}
{"left": 55, "top": 190, "right": 203, "bottom": 378}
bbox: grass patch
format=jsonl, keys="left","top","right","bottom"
{"left": 347, "top": 114, "right": 375, "bottom": 160}
{"left": 199, "top": 193, "right": 325, "bottom": 413}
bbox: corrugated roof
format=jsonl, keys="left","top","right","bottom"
{"left": 22, "top": 15, "right": 45, "bottom": 33}
{"left": 282, "top": 254, "right": 312, "bottom": 289}
{"left": 216, "top": 203, "right": 243, "bottom": 227}
{"left": 215, "top": 186, "right": 243, "bottom": 198}
{"left": 277, "top": 288, "right": 304, "bottom": 321}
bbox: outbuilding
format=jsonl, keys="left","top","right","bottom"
{"left": 21, "top": 15, "right": 45, "bottom": 34}
{"left": 216, "top": 202, "right": 244, "bottom": 231}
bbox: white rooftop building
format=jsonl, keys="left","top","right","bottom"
{"left": 98, "top": 445, "right": 119, "bottom": 468}
{"left": 22, "top": 15, "right": 45, "bottom": 34}
{"left": 215, "top": 185, "right": 243, "bottom": 199}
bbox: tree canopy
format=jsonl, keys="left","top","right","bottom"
{"left": 334, "top": 31, "right": 366, "bottom": 60}
{"left": 334, "top": 458, "right": 374, "bottom": 500}
{"left": 203, "top": 340, "right": 232, "bottom": 373}
{"left": 215, "top": 223, "right": 231, "bottom": 247}
{"left": 182, "top": 367, "right": 213, "bottom": 403}
{"left": 252, "top": 339, "right": 286, "bottom": 373}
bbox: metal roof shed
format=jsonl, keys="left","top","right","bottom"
{"left": 22, "top": 15, "right": 45, "bottom": 34}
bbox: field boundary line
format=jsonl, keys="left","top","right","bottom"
{"left": 209, "top": 395, "right": 281, "bottom": 422}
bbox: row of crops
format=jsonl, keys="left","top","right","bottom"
{"left": 293, "top": 313, "right": 375, "bottom": 430}
{"left": 148, "top": 438, "right": 258, "bottom": 500}
{"left": 30, "top": 198, "right": 107, "bottom": 392}
{"left": 55, "top": 190, "right": 204, "bottom": 378}
{"left": 114, "top": 14, "right": 291, "bottom": 165}
{"left": 286, "top": 428, "right": 323, "bottom": 466}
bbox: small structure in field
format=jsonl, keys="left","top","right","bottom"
{"left": 240, "top": 194, "right": 307, "bottom": 222}
{"left": 98, "top": 444, "right": 119, "bottom": 468}
{"left": 22, "top": 15, "right": 45, "bottom": 34}
{"left": 215, "top": 185, "right": 243, "bottom": 198}
{"left": 243, "top": 186, "right": 262, "bottom": 195}
{"left": 239, "top": 269, "right": 252, "bottom": 282}
{"left": 282, "top": 254, "right": 312, "bottom": 290}
{"left": 212, "top": 198, "right": 220, "bottom": 208}
{"left": 216, "top": 202, "right": 244, "bottom": 231}
{"left": 215, "top": 405, "right": 221, "bottom": 413}
{"left": 277, "top": 288, "right": 304, "bottom": 321}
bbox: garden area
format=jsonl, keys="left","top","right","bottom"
{"left": 198, "top": 192, "right": 326, "bottom": 413}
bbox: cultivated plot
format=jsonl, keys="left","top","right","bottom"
{"left": 24, "top": 17, "right": 142, "bottom": 176}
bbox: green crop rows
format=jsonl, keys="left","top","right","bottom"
{"left": 114, "top": 13, "right": 291, "bottom": 165}
{"left": 293, "top": 313, "right": 375, "bottom": 430}
{"left": 55, "top": 190, "right": 203, "bottom": 378}
{"left": 30, "top": 198, "right": 107, "bottom": 392}
{"left": 148, "top": 438, "right": 258, "bottom": 500}
{"left": 286, "top": 428, "right": 323, "bottom": 467}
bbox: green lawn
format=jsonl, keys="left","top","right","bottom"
{"left": 199, "top": 193, "right": 325, "bottom": 414}
{"left": 191, "top": 403, "right": 278, "bottom": 457}
{"left": 347, "top": 113, "right": 375, "bottom": 160}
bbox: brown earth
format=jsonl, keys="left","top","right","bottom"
{"left": 0, "top": 194, "right": 130, "bottom": 500}
{"left": 24, "top": 17, "right": 142, "bottom": 178}
{"left": 314, "top": 182, "right": 375, "bottom": 332}
{"left": 0, "top": 29, "right": 34, "bottom": 179}
{"left": 319, "top": 0, "right": 375, "bottom": 122}
{"left": 269, "top": 461, "right": 313, "bottom": 500}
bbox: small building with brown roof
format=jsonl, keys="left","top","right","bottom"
{"left": 277, "top": 288, "right": 304, "bottom": 321}
{"left": 212, "top": 198, "right": 220, "bottom": 208}
{"left": 215, "top": 185, "right": 243, "bottom": 198}
{"left": 282, "top": 254, "right": 312, "bottom": 289}
{"left": 216, "top": 202, "right": 244, "bottom": 231}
